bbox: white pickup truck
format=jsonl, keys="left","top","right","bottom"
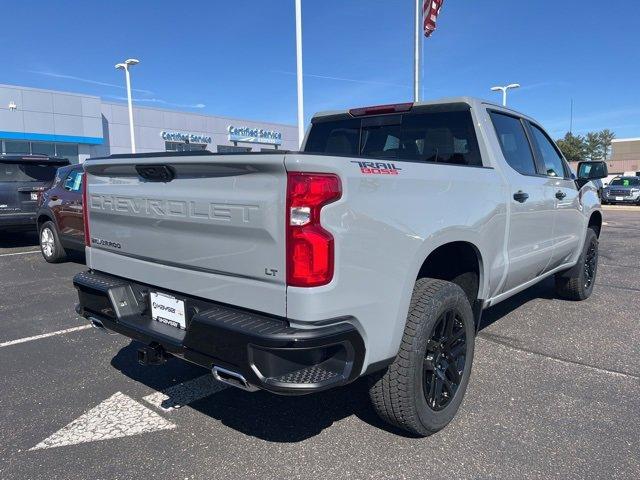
{"left": 74, "top": 97, "right": 607, "bottom": 436}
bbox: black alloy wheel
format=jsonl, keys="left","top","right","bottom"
{"left": 583, "top": 240, "right": 598, "bottom": 290}
{"left": 423, "top": 309, "right": 467, "bottom": 411}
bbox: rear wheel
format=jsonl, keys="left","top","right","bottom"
{"left": 368, "top": 278, "right": 475, "bottom": 436}
{"left": 554, "top": 228, "right": 598, "bottom": 300}
{"left": 39, "top": 221, "right": 67, "bottom": 263}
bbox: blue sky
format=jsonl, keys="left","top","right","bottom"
{"left": 1, "top": 0, "right": 639, "bottom": 138}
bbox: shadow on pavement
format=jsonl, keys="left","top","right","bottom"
{"left": 479, "top": 276, "right": 556, "bottom": 331}
{"left": 109, "top": 278, "right": 560, "bottom": 442}
{"left": 110, "top": 342, "right": 406, "bottom": 441}
{"left": 0, "top": 230, "right": 39, "bottom": 248}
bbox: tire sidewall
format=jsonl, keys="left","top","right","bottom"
{"left": 411, "top": 284, "right": 475, "bottom": 432}
{"left": 579, "top": 229, "right": 599, "bottom": 298}
{"left": 39, "top": 221, "right": 63, "bottom": 263}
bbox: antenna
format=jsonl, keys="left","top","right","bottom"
{"left": 570, "top": 98, "right": 573, "bottom": 134}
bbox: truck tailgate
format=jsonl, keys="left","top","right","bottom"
{"left": 83, "top": 153, "right": 287, "bottom": 316}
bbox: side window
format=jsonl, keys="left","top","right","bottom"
{"left": 489, "top": 112, "right": 537, "bottom": 176}
{"left": 529, "top": 124, "right": 567, "bottom": 178}
{"left": 64, "top": 171, "right": 82, "bottom": 192}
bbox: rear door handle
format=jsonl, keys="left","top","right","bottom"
{"left": 555, "top": 190, "right": 566, "bottom": 200}
{"left": 513, "top": 191, "right": 529, "bottom": 203}
{"left": 50, "top": 195, "right": 59, "bottom": 201}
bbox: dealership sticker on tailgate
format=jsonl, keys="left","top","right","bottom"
{"left": 150, "top": 292, "right": 186, "bottom": 329}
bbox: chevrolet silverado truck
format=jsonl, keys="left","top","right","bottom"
{"left": 73, "top": 98, "right": 607, "bottom": 436}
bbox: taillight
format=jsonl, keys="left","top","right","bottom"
{"left": 82, "top": 172, "right": 90, "bottom": 247}
{"left": 286, "top": 172, "right": 341, "bottom": 287}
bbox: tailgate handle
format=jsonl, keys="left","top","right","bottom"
{"left": 135, "top": 164, "right": 176, "bottom": 182}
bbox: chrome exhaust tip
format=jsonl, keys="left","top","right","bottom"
{"left": 212, "top": 366, "right": 257, "bottom": 392}
{"left": 88, "top": 317, "right": 116, "bottom": 335}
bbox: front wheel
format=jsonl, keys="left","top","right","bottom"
{"left": 39, "top": 221, "right": 67, "bottom": 263}
{"left": 554, "top": 228, "right": 598, "bottom": 300}
{"left": 368, "top": 278, "right": 475, "bottom": 436}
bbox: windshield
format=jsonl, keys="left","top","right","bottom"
{"left": 0, "top": 162, "right": 59, "bottom": 182}
{"left": 610, "top": 177, "right": 640, "bottom": 187}
{"left": 304, "top": 109, "right": 483, "bottom": 167}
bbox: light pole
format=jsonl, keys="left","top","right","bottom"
{"left": 491, "top": 83, "right": 520, "bottom": 107}
{"left": 115, "top": 58, "right": 140, "bottom": 153}
{"left": 294, "top": 0, "right": 304, "bottom": 149}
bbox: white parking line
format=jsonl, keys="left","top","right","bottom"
{"left": 0, "top": 250, "right": 40, "bottom": 258}
{"left": 0, "top": 325, "right": 92, "bottom": 348}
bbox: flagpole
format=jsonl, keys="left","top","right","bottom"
{"left": 414, "top": 0, "right": 421, "bottom": 102}
{"left": 295, "top": 0, "right": 305, "bottom": 149}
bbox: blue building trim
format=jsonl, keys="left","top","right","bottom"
{"left": 0, "top": 130, "right": 103, "bottom": 145}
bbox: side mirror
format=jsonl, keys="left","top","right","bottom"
{"left": 577, "top": 161, "right": 608, "bottom": 180}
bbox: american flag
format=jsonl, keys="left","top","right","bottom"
{"left": 423, "top": 0, "right": 445, "bottom": 37}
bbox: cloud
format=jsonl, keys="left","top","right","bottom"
{"left": 103, "top": 95, "right": 205, "bottom": 109}
{"left": 518, "top": 81, "right": 571, "bottom": 92}
{"left": 273, "top": 70, "right": 410, "bottom": 89}
{"left": 27, "top": 70, "right": 154, "bottom": 95}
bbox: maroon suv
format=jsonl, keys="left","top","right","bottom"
{"left": 36, "top": 163, "right": 84, "bottom": 262}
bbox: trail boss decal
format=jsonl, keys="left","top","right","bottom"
{"left": 351, "top": 161, "right": 402, "bottom": 175}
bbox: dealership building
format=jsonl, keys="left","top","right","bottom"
{"left": 0, "top": 83, "right": 298, "bottom": 163}
{"left": 608, "top": 138, "right": 640, "bottom": 174}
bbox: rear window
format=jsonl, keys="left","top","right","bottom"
{"left": 304, "top": 110, "right": 483, "bottom": 166}
{"left": 0, "top": 162, "right": 59, "bottom": 182}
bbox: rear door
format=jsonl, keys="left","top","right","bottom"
{"left": 527, "top": 122, "right": 583, "bottom": 269}
{"left": 84, "top": 152, "right": 288, "bottom": 316}
{"left": 489, "top": 112, "right": 555, "bottom": 292}
{"left": 59, "top": 168, "right": 85, "bottom": 245}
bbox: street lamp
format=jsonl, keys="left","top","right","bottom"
{"left": 115, "top": 58, "right": 140, "bottom": 153}
{"left": 491, "top": 83, "right": 520, "bottom": 107}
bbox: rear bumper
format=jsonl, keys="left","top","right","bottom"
{"left": 73, "top": 270, "right": 365, "bottom": 395}
{"left": 0, "top": 212, "right": 36, "bottom": 229}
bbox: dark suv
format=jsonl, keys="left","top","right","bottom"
{"left": 0, "top": 155, "right": 69, "bottom": 231}
{"left": 36, "top": 163, "right": 85, "bottom": 262}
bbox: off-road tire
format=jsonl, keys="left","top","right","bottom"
{"left": 554, "top": 228, "right": 598, "bottom": 301}
{"left": 368, "top": 278, "right": 475, "bottom": 436}
{"left": 39, "top": 221, "right": 67, "bottom": 263}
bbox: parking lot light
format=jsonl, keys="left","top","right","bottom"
{"left": 491, "top": 83, "right": 520, "bottom": 106}
{"left": 115, "top": 58, "right": 140, "bottom": 153}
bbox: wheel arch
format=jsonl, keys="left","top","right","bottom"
{"left": 588, "top": 210, "right": 603, "bottom": 237}
{"left": 36, "top": 212, "right": 54, "bottom": 230}
{"left": 417, "top": 240, "right": 485, "bottom": 306}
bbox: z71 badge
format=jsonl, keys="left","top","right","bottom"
{"left": 351, "top": 161, "right": 402, "bottom": 175}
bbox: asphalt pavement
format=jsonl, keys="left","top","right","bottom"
{"left": 1, "top": 211, "right": 638, "bottom": 479}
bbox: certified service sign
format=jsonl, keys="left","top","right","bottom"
{"left": 161, "top": 131, "right": 212, "bottom": 144}
{"left": 227, "top": 125, "right": 282, "bottom": 146}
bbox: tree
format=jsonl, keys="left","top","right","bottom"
{"left": 556, "top": 132, "right": 586, "bottom": 162}
{"left": 584, "top": 132, "right": 604, "bottom": 160}
{"left": 599, "top": 129, "right": 616, "bottom": 160}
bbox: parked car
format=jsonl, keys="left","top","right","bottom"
{"left": 601, "top": 176, "right": 640, "bottom": 205}
{"left": 73, "top": 98, "right": 607, "bottom": 437}
{"left": 36, "top": 163, "right": 85, "bottom": 262}
{"left": 0, "top": 154, "right": 69, "bottom": 231}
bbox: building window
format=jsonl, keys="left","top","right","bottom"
{"left": 4, "top": 140, "right": 30, "bottom": 155}
{"left": 55, "top": 144, "right": 79, "bottom": 163}
{"left": 0, "top": 140, "right": 79, "bottom": 163}
{"left": 165, "top": 141, "right": 207, "bottom": 152}
{"left": 217, "top": 145, "right": 252, "bottom": 153}
{"left": 31, "top": 142, "right": 56, "bottom": 157}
